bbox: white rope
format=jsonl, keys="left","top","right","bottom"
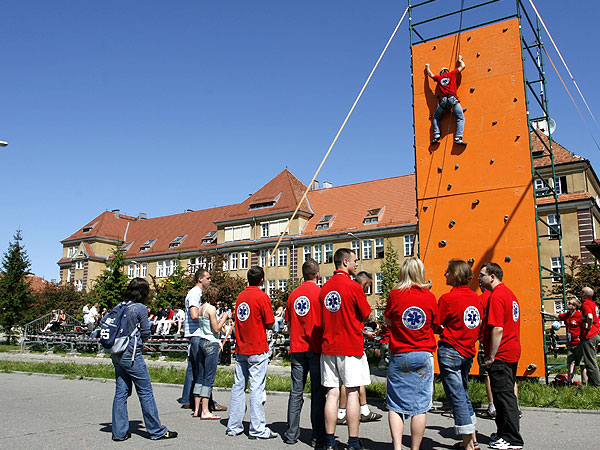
{"left": 266, "top": 7, "right": 409, "bottom": 266}
{"left": 528, "top": 0, "right": 600, "bottom": 132}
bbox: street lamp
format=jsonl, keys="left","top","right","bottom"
{"left": 347, "top": 232, "right": 363, "bottom": 271}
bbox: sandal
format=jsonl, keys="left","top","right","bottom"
{"left": 452, "top": 442, "right": 480, "bottom": 450}
{"left": 200, "top": 414, "right": 221, "bottom": 420}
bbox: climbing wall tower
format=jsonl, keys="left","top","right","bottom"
{"left": 410, "top": 10, "right": 550, "bottom": 376}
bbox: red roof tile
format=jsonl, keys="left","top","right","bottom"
{"left": 61, "top": 211, "right": 137, "bottom": 242}
{"left": 532, "top": 133, "right": 585, "bottom": 168}
{"left": 537, "top": 192, "right": 591, "bottom": 205}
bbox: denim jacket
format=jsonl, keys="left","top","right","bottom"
{"left": 120, "top": 302, "right": 151, "bottom": 364}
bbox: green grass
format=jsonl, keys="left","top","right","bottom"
{"left": 2, "top": 359, "right": 599, "bottom": 409}
{"left": 0, "top": 344, "right": 21, "bottom": 352}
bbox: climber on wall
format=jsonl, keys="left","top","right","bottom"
{"left": 426, "top": 55, "right": 467, "bottom": 146}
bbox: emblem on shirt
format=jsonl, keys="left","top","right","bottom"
{"left": 237, "top": 302, "right": 250, "bottom": 322}
{"left": 402, "top": 306, "right": 426, "bottom": 330}
{"left": 294, "top": 296, "right": 310, "bottom": 317}
{"left": 463, "top": 306, "right": 481, "bottom": 329}
{"left": 512, "top": 301, "right": 519, "bottom": 322}
{"left": 324, "top": 291, "right": 341, "bottom": 313}
{"left": 440, "top": 77, "right": 450, "bottom": 86}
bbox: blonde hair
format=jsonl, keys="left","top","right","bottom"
{"left": 394, "top": 257, "right": 431, "bottom": 291}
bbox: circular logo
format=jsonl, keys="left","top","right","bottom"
{"left": 463, "top": 306, "right": 481, "bottom": 329}
{"left": 512, "top": 301, "right": 520, "bottom": 322}
{"left": 324, "top": 291, "right": 341, "bottom": 313}
{"left": 237, "top": 302, "right": 250, "bottom": 322}
{"left": 402, "top": 306, "right": 426, "bottom": 330}
{"left": 440, "top": 77, "right": 450, "bottom": 86}
{"left": 294, "top": 296, "right": 310, "bottom": 317}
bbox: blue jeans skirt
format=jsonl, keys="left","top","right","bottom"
{"left": 386, "top": 351, "right": 434, "bottom": 417}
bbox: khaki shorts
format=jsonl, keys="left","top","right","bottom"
{"left": 321, "top": 353, "right": 371, "bottom": 388}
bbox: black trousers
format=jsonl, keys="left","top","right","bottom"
{"left": 488, "top": 360, "right": 523, "bottom": 446}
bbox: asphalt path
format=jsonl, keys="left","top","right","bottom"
{"left": 0, "top": 368, "right": 597, "bottom": 450}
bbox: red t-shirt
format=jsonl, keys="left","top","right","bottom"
{"left": 166, "top": 309, "right": 175, "bottom": 320}
{"left": 581, "top": 299, "right": 600, "bottom": 340}
{"left": 234, "top": 286, "right": 275, "bottom": 355}
{"left": 483, "top": 283, "right": 521, "bottom": 363}
{"left": 285, "top": 281, "right": 322, "bottom": 353}
{"left": 384, "top": 286, "right": 439, "bottom": 354}
{"left": 438, "top": 286, "right": 484, "bottom": 359}
{"left": 432, "top": 68, "right": 460, "bottom": 98}
{"left": 558, "top": 311, "right": 582, "bottom": 346}
{"left": 379, "top": 324, "right": 391, "bottom": 344}
{"left": 320, "top": 271, "right": 372, "bottom": 356}
{"left": 478, "top": 290, "right": 491, "bottom": 342}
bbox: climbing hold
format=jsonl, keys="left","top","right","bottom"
{"left": 447, "top": 184, "right": 452, "bottom": 190}
{"left": 468, "top": 258, "right": 475, "bottom": 264}
{"left": 504, "top": 256, "right": 511, "bottom": 262}
{"left": 503, "top": 28, "right": 508, "bottom": 32}
{"left": 439, "top": 240, "right": 447, "bottom": 247}
{"left": 455, "top": 164, "right": 459, "bottom": 170}
{"left": 433, "top": 45, "right": 437, "bottom": 50}
{"left": 488, "top": 67, "right": 492, "bottom": 72}
{"left": 463, "top": 108, "right": 468, "bottom": 113}
{"left": 437, "top": 166, "right": 443, "bottom": 173}
{"left": 472, "top": 199, "right": 480, "bottom": 205}
{"left": 470, "top": 87, "right": 475, "bottom": 93}
{"left": 467, "top": 36, "right": 471, "bottom": 41}
{"left": 516, "top": 135, "right": 521, "bottom": 140}
{"left": 492, "top": 121, "right": 498, "bottom": 125}
{"left": 514, "top": 97, "right": 518, "bottom": 102}
{"left": 504, "top": 215, "right": 509, "bottom": 222}
{"left": 477, "top": 52, "right": 480, "bottom": 57}
{"left": 423, "top": 205, "right": 428, "bottom": 211}
{"left": 449, "top": 219, "right": 456, "bottom": 228}
{"left": 490, "top": 159, "right": 495, "bottom": 164}
{"left": 429, "top": 114, "right": 433, "bottom": 120}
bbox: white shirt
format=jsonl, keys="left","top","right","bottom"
{"left": 86, "top": 306, "right": 98, "bottom": 324}
{"left": 184, "top": 286, "right": 203, "bottom": 337}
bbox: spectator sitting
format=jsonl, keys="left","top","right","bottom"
{"left": 41, "top": 310, "right": 60, "bottom": 333}
{"left": 153, "top": 306, "right": 165, "bottom": 335}
{"left": 157, "top": 306, "right": 175, "bottom": 335}
{"left": 173, "top": 307, "right": 185, "bottom": 336}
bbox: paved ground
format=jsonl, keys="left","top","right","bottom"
{"left": 0, "top": 365, "right": 597, "bottom": 450}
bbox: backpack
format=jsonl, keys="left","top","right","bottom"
{"left": 99, "top": 301, "right": 139, "bottom": 356}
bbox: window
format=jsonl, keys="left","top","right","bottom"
{"left": 375, "top": 273, "right": 383, "bottom": 294}
{"left": 324, "top": 276, "right": 332, "bottom": 283}
{"left": 303, "top": 246, "right": 312, "bottom": 263}
{"left": 67, "top": 247, "right": 77, "bottom": 258}
{"left": 363, "top": 208, "right": 382, "bottom": 224}
{"left": 261, "top": 223, "right": 269, "bottom": 238}
{"left": 278, "top": 248, "right": 288, "bottom": 266}
{"left": 375, "top": 238, "right": 385, "bottom": 259}
{"left": 140, "top": 263, "right": 147, "bottom": 278}
{"left": 140, "top": 239, "right": 157, "bottom": 253}
{"left": 268, "top": 249, "right": 276, "bottom": 267}
{"left": 325, "top": 243, "right": 333, "bottom": 263}
{"left": 554, "top": 176, "right": 567, "bottom": 195}
{"left": 128, "top": 264, "right": 135, "bottom": 278}
{"left": 120, "top": 242, "right": 133, "bottom": 252}
{"left": 316, "top": 277, "right": 323, "bottom": 287}
{"left": 230, "top": 253, "right": 238, "bottom": 270}
{"left": 316, "top": 214, "right": 335, "bottom": 230}
{"left": 188, "top": 256, "right": 206, "bottom": 274}
{"left": 224, "top": 225, "right": 251, "bottom": 242}
{"left": 222, "top": 256, "right": 229, "bottom": 271}
{"left": 267, "top": 280, "right": 276, "bottom": 297}
{"left": 259, "top": 219, "right": 289, "bottom": 237}
{"left": 156, "top": 260, "right": 177, "bottom": 278}
{"left": 547, "top": 214, "right": 559, "bottom": 240}
{"left": 201, "top": 231, "right": 217, "bottom": 245}
{"left": 250, "top": 201, "right": 276, "bottom": 210}
{"left": 534, "top": 178, "right": 546, "bottom": 192}
{"left": 169, "top": 235, "right": 186, "bottom": 249}
{"left": 259, "top": 250, "right": 267, "bottom": 267}
{"left": 278, "top": 279, "right": 287, "bottom": 291}
{"left": 67, "top": 268, "right": 72, "bottom": 281}
{"left": 362, "top": 240, "right": 372, "bottom": 260}
{"left": 404, "top": 235, "right": 415, "bottom": 256}
{"left": 74, "top": 280, "right": 83, "bottom": 291}
{"left": 314, "top": 244, "right": 322, "bottom": 264}
{"left": 129, "top": 263, "right": 146, "bottom": 278}
{"left": 240, "top": 252, "right": 249, "bottom": 269}
{"left": 351, "top": 240, "right": 360, "bottom": 258}
{"left": 75, "top": 261, "right": 84, "bottom": 270}
{"left": 550, "top": 257, "right": 562, "bottom": 283}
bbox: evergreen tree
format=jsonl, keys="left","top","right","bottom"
{"left": 379, "top": 242, "right": 402, "bottom": 307}
{"left": 91, "top": 246, "right": 128, "bottom": 309}
{"left": 0, "top": 230, "right": 32, "bottom": 341}
{"left": 552, "top": 255, "right": 600, "bottom": 300}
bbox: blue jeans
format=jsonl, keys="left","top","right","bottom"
{"left": 111, "top": 352, "right": 167, "bottom": 439}
{"left": 284, "top": 351, "right": 326, "bottom": 443}
{"left": 193, "top": 339, "right": 220, "bottom": 398}
{"left": 227, "top": 352, "right": 273, "bottom": 438}
{"left": 180, "top": 351, "right": 194, "bottom": 405}
{"left": 437, "top": 344, "right": 476, "bottom": 435}
{"left": 432, "top": 95, "right": 465, "bottom": 138}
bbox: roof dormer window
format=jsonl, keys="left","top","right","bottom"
{"left": 140, "top": 239, "right": 157, "bottom": 253}
{"left": 249, "top": 192, "right": 282, "bottom": 211}
{"left": 82, "top": 221, "right": 98, "bottom": 233}
{"left": 201, "top": 231, "right": 217, "bottom": 245}
{"left": 316, "top": 214, "right": 335, "bottom": 230}
{"left": 169, "top": 235, "right": 187, "bottom": 249}
{"left": 363, "top": 207, "right": 383, "bottom": 225}
{"left": 120, "top": 242, "right": 133, "bottom": 252}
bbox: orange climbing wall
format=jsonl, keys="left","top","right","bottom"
{"left": 412, "top": 18, "right": 544, "bottom": 377}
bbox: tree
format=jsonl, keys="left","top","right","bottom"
{"left": 269, "top": 278, "right": 301, "bottom": 306}
{"left": 553, "top": 255, "right": 600, "bottom": 299}
{"left": 379, "top": 242, "right": 402, "bottom": 308}
{"left": 208, "top": 255, "right": 247, "bottom": 309}
{"left": 91, "top": 246, "right": 129, "bottom": 309}
{"left": 0, "top": 230, "right": 32, "bottom": 340}
{"left": 25, "top": 283, "right": 84, "bottom": 324}
{"left": 151, "top": 261, "right": 194, "bottom": 310}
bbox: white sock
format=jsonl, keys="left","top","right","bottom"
{"left": 360, "top": 404, "right": 371, "bottom": 416}
{"left": 337, "top": 408, "right": 346, "bottom": 420}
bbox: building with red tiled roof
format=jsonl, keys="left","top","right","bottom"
{"left": 58, "top": 134, "right": 600, "bottom": 310}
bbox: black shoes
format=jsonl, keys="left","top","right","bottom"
{"left": 454, "top": 138, "right": 467, "bottom": 145}
{"left": 111, "top": 432, "right": 131, "bottom": 442}
{"left": 155, "top": 430, "right": 178, "bottom": 440}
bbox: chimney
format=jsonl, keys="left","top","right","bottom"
{"left": 185, "top": 209, "right": 194, "bottom": 213}
{"left": 138, "top": 212, "right": 147, "bottom": 220}
{"left": 112, "top": 209, "right": 120, "bottom": 218}
{"left": 310, "top": 180, "right": 320, "bottom": 190}
{"left": 322, "top": 180, "right": 333, "bottom": 189}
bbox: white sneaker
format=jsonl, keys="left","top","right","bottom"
{"left": 489, "top": 437, "right": 522, "bottom": 449}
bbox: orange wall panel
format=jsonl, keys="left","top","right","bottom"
{"left": 412, "top": 19, "right": 544, "bottom": 377}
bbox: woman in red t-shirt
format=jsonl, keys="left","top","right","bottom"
{"left": 437, "top": 260, "right": 483, "bottom": 450}
{"left": 384, "top": 257, "right": 438, "bottom": 450}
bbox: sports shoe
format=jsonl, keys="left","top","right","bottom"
{"left": 360, "top": 411, "right": 382, "bottom": 422}
{"left": 431, "top": 136, "right": 440, "bottom": 144}
{"left": 212, "top": 403, "right": 228, "bottom": 411}
{"left": 336, "top": 416, "right": 347, "bottom": 425}
{"left": 111, "top": 432, "right": 131, "bottom": 441}
{"left": 249, "top": 431, "right": 279, "bottom": 440}
{"left": 489, "top": 437, "right": 522, "bottom": 449}
{"left": 155, "top": 430, "right": 178, "bottom": 440}
{"left": 454, "top": 138, "right": 467, "bottom": 145}
{"left": 226, "top": 430, "right": 244, "bottom": 437}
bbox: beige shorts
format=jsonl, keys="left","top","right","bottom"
{"left": 321, "top": 353, "right": 371, "bottom": 388}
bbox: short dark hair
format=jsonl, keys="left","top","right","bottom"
{"left": 123, "top": 277, "right": 150, "bottom": 304}
{"left": 247, "top": 265, "right": 264, "bottom": 286}
{"left": 482, "top": 262, "right": 503, "bottom": 281}
{"left": 194, "top": 268, "right": 209, "bottom": 283}
{"left": 355, "top": 271, "right": 373, "bottom": 283}
{"left": 302, "top": 259, "right": 319, "bottom": 280}
{"left": 334, "top": 248, "right": 354, "bottom": 269}
{"left": 447, "top": 259, "right": 473, "bottom": 286}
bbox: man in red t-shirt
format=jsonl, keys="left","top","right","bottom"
{"left": 320, "top": 248, "right": 372, "bottom": 450}
{"left": 226, "top": 266, "right": 277, "bottom": 440}
{"left": 425, "top": 55, "right": 467, "bottom": 146}
{"left": 283, "top": 259, "right": 325, "bottom": 446}
{"left": 580, "top": 287, "right": 600, "bottom": 386}
{"left": 479, "top": 263, "right": 524, "bottom": 450}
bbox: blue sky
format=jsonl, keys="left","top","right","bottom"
{"left": 1, "top": 1, "right": 598, "bottom": 281}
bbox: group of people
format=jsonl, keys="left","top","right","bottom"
{"left": 147, "top": 305, "right": 185, "bottom": 336}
